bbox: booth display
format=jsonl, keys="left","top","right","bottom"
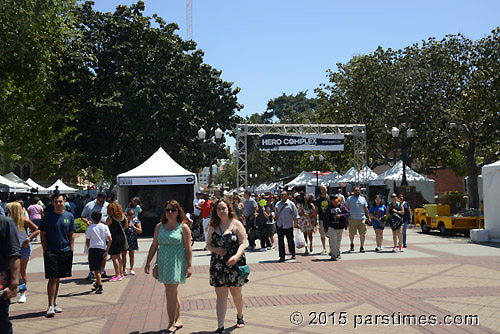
{"left": 374, "top": 160, "right": 435, "bottom": 203}
{"left": 116, "top": 147, "right": 197, "bottom": 236}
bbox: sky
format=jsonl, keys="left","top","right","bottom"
{"left": 91, "top": 0, "right": 499, "bottom": 148}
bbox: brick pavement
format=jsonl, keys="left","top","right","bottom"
{"left": 9, "top": 226, "right": 500, "bottom": 333}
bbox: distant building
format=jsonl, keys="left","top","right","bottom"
{"left": 197, "top": 165, "right": 220, "bottom": 188}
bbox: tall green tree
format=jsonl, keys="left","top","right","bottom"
{"left": 316, "top": 30, "right": 500, "bottom": 208}
{"left": 0, "top": 0, "right": 79, "bottom": 178}
{"left": 67, "top": 1, "right": 241, "bottom": 188}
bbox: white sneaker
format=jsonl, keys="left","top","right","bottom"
{"left": 46, "top": 306, "right": 55, "bottom": 317}
{"left": 54, "top": 304, "right": 63, "bottom": 313}
{"left": 18, "top": 293, "right": 26, "bottom": 303}
{"left": 271, "top": 244, "right": 275, "bottom": 249}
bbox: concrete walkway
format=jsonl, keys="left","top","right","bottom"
{"left": 9, "top": 226, "right": 500, "bottom": 333}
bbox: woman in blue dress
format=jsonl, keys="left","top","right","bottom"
{"left": 206, "top": 199, "right": 248, "bottom": 334}
{"left": 145, "top": 200, "right": 192, "bottom": 333}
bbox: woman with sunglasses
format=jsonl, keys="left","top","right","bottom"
{"left": 121, "top": 208, "right": 142, "bottom": 275}
{"left": 145, "top": 200, "right": 192, "bottom": 333}
{"left": 388, "top": 193, "right": 405, "bottom": 252}
{"left": 206, "top": 199, "right": 248, "bottom": 334}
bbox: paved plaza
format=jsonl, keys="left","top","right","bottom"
{"left": 9, "top": 226, "right": 500, "bottom": 334}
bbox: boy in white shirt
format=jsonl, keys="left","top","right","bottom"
{"left": 85, "top": 211, "right": 112, "bottom": 294}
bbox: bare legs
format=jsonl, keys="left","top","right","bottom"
{"left": 120, "top": 250, "right": 135, "bottom": 273}
{"left": 47, "top": 278, "right": 60, "bottom": 306}
{"left": 164, "top": 284, "right": 180, "bottom": 331}
{"left": 375, "top": 229, "right": 384, "bottom": 248}
{"left": 110, "top": 254, "right": 123, "bottom": 277}
{"left": 392, "top": 228, "right": 403, "bottom": 247}
{"left": 215, "top": 286, "right": 244, "bottom": 329}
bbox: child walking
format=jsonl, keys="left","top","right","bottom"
{"left": 85, "top": 211, "right": 112, "bottom": 294}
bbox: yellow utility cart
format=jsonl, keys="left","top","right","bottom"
{"left": 414, "top": 204, "right": 484, "bottom": 235}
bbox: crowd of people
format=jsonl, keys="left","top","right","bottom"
{"left": 192, "top": 185, "right": 413, "bottom": 263}
{"left": 0, "top": 185, "right": 413, "bottom": 334}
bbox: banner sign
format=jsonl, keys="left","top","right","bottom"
{"left": 258, "top": 134, "right": 344, "bottom": 151}
{"left": 118, "top": 176, "right": 195, "bottom": 186}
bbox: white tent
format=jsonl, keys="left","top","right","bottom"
{"left": 285, "top": 171, "right": 341, "bottom": 188}
{"left": 47, "top": 179, "right": 79, "bottom": 194}
{"left": 116, "top": 148, "right": 197, "bottom": 228}
{"left": 337, "top": 166, "right": 378, "bottom": 184}
{"left": 0, "top": 175, "right": 30, "bottom": 193}
{"left": 25, "top": 178, "right": 50, "bottom": 194}
{"left": 318, "top": 171, "right": 341, "bottom": 187}
{"left": 482, "top": 160, "right": 500, "bottom": 242}
{"left": 374, "top": 160, "right": 435, "bottom": 203}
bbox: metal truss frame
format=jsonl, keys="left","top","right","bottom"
{"left": 235, "top": 124, "right": 367, "bottom": 189}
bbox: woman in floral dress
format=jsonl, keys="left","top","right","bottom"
{"left": 206, "top": 199, "right": 248, "bottom": 334}
{"left": 297, "top": 194, "right": 317, "bottom": 254}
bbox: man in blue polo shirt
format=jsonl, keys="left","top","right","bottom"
{"left": 39, "top": 194, "right": 75, "bottom": 318}
{"left": 344, "top": 186, "right": 369, "bottom": 253}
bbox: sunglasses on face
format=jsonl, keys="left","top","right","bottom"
{"left": 165, "top": 208, "right": 177, "bottom": 213}
{"left": 391, "top": 195, "right": 397, "bottom": 198}
{"left": 127, "top": 213, "right": 135, "bottom": 216}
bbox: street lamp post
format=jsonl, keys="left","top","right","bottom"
{"left": 270, "top": 167, "right": 281, "bottom": 191}
{"left": 198, "top": 127, "right": 223, "bottom": 190}
{"left": 391, "top": 127, "right": 415, "bottom": 186}
{"left": 310, "top": 154, "right": 324, "bottom": 195}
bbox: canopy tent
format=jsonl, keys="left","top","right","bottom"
{"left": 374, "top": 160, "right": 435, "bottom": 203}
{"left": 116, "top": 147, "right": 197, "bottom": 236}
{"left": 337, "top": 166, "right": 378, "bottom": 184}
{"left": 318, "top": 171, "right": 341, "bottom": 187}
{"left": 47, "top": 179, "right": 79, "bottom": 194}
{"left": 25, "top": 178, "right": 50, "bottom": 194}
{"left": 0, "top": 175, "right": 30, "bottom": 193}
{"left": 285, "top": 171, "right": 342, "bottom": 189}
{"left": 3, "top": 172, "right": 31, "bottom": 187}
{"left": 482, "top": 160, "right": 500, "bottom": 242}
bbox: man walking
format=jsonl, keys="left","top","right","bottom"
{"left": 275, "top": 191, "right": 299, "bottom": 262}
{"left": 344, "top": 186, "right": 369, "bottom": 253}
{"left": 0, "top": 215, "right": 21, "bottom": 334}
{"left": 243, "top": 190, "right": 258, "bottom": 250}
{"left": 39, "top": 194, "right": 75, "bottom": 317}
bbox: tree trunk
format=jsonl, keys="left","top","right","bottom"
{"left": 465, "top": 140, "right": 479, "bottom": 209}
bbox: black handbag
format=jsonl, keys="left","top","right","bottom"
{"left": 390, "top": 213, "right": 403, "bottom": 230}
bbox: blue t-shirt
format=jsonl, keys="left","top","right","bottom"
{"left": 369, "top": 204, "right": 387, "bottom": 226}
{"left": 39, "top": 211, "right": 76, "bottom": 253}
{"left": 345, "top": 195, "right": 368, "bottom": 219}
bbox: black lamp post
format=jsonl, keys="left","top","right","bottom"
{"left": 270, "top": 166, "right": 281, "bottom": 191}
{"left": 391, "top": 127, "right": 415, "bottom": 186}
{"left": 198, "top": 127, "right": 223, "bottom": 189}
{"left": 310, "top": 154, "right": 324, "bottom": 195}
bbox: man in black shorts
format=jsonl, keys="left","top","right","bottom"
{"left": 39, "top": 194, "right": 75, "bottom": 317}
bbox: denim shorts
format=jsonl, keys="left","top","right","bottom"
{"left": 20, "top": 243, "right": 32, "bottom": 259}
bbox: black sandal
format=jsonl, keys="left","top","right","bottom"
{"left": 236, "top": 315, "right": 245, "bottom": 328}
{"left": 215, "top": 327, "right": 224, "bottom": 334}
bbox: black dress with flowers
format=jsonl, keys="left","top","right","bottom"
{"left": 209, "top": 229, "right": 248, "bottom": 287}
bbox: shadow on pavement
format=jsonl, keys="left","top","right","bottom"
{"left": 9, "top": 311, "right": 46, "bottom": 320}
